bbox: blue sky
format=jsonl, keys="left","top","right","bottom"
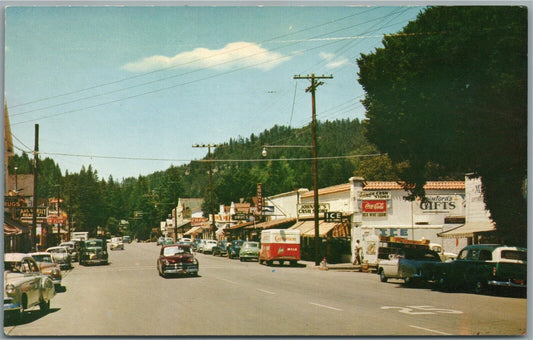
{"left": 5, "top": 5, "right": 425, "bottom": 180}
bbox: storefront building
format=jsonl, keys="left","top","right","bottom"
{"left": 350, "top": 177, "right": 466, "bottom": 263}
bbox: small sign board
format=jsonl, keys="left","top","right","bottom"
{"left": 324, "top": 211, "right": 343, "bottom": 223}
{"left": 233, "top": 212, "right": 249, "bottom": 221}
{"left": 262, "top": 206, "right": 275, "bottom": 215}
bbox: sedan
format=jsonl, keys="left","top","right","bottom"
{"left": 239, "top": 241, "right": 260, "bottom": 262}
{"left": 4, "top": 253, "right": 55, "bottom": 321}
{"left": 30, "top": 252, "right": 63, "bottom": 291}
{"left": 212, "top": 240, "right": 229, "bottom": 257}
{"left": 157, "top": 244, "right": 199, "bottom": 278}
{"left": 46, "top": 246, "right": 72, "bottom": 270}
{"left": 227, "top": 240, "right": 244, "bottom": 259}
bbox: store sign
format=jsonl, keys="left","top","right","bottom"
{"left": 191, "top": 217, "right": 208, "bottom": 226}
{"left": 414, "top": 195, "right": 463, "bottom": 215}
{"left": 362, "top": 200, "right": 387, "bottom": 217}
{"left": 4, "top": 196, "right": 28, "bottom": 208}
{"left": 357, "top": 191, "right": 391, "bottom": 200}
{"left": 297, "top": 203, "right": 330, "bottom": 215}
{"left": 324, "top": 211, "right": 342, "bottom": 223}
{"left": 232, "top": 212, "right": 249, "bottom": 221}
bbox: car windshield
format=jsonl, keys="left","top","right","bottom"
{"left": 243, "top": 242, "right": 259, "bottom": 248}
{"left": 32, "top": 254, "right": 53, "bottom": 263}
{"left": 163, "top": 246, "right": 191, "bottom": 256}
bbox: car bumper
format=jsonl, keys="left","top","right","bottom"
{"left": 163, "top": 265, "right": 198, "bottom": 275}
{"left": 4, "top": 299, "right": 22, "bottom": 312}
{"left": 488, "top": 280, "right": 527, "bottom": 288}
{"left": 240, "top": 254, "right": 259, "bottom": 259}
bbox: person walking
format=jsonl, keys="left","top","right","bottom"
{"left": 353, "top": 240, "right": 362, "bottom": 265}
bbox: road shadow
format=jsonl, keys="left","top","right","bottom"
{"left": 3, "top": 307, "right": 60, "bottom": 327}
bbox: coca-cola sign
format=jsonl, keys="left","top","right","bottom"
{"left": 362, "top": 200, "right": 387, "bottom": 213}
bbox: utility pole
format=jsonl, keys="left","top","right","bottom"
{"left": 294, "top": 73, "right": 333, "bottom": 266}
{"left": 55, "top": 181, "right": 61, "bottom": 244}
{"left": 31, "top": 124, "right": 39, "bottom": 252}
{"left": 192, "top": 143, "right": 225, "bottom": 239}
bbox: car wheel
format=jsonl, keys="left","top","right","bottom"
{"left": 39, "top": 299, "right": 50, "bottom": 313}
{"left": 379, "top": 270, "right": 388, "bottom": 283}
{"left": 267, "top": 260, "right": 273, "bottom": 266}
{"left": 240, "top": 257, "right": 244, "bottom": 262}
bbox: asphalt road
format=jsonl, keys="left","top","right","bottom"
{"left": 3, "top": 241, "right": 527, "bottom": 336}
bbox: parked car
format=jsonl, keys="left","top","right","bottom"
{"left": 227, "top": 240, "right": 244, "bottom": 259}
{"left": 80, "top": 238, "right": 109, "bottom": 266}
{"left": 203, "top": 240, "right": 218, "bottom": 254}
{"left": 179, "top": 238, "right": 192, "bottom": 243}
{"left": 110, "top": 237, "right": 125, "bottom": 250}
{"left": 60, "top": 241, "right": 80, "bottom": 262}
{"left": 191, "top": 238, "right": 203, "bottom": 251}
{"left": 46, "top": 246, "right": 72, "bottom": 270}
{"left": 377, "top": 247, "right": 441, "bottom": 284}
{"left": 196, "top": 239, "right": 207, "bottom": 253}
{"left": 157, "top": 236, "right": 165, "bottom": 245}
{"left": 212, "top": 240, "right": 229, "bottom": 257}
{"left": 239, "top": 241, "right": 260, "bottom": 262}
{"left": 157, "top": 244, "right": 199, "bottom": 278}
{"left": 30, "top": 252, "right": 63, "bottom": 291}
{"left": 4, "top": 253, "right": 55, "bottom": 321}
{"left": 161, "top": 237, "right": 174, "bottom": 246}
{"left": 433, "top": 244, "right": 527, "bottom": 295}
{"left": 123, "top": 235, "right": 132, "bottom": 243}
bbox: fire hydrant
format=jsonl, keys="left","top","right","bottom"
{"left": 320, "top": 257, "right": 328, "bottom": 270}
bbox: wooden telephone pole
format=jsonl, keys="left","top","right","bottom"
{"left": 293, "top": 74, "right": 333, "bottom": 266}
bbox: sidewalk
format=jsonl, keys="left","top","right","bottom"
{"left": 299, "top": 259, "right": 364, "bottom": 272}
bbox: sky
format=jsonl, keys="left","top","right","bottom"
{"left": 4, "top": 4, "right": 425, "bottom": 180}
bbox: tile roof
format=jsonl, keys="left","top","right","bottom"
{"left": 363, "top": 181, "right": 465, "bottom": 190}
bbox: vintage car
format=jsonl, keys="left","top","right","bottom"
{"left": 123, "top": 235, "right": 132, "bottom": 243}
{"left": 195, "top": 239, "right": 207, "bottom": 253}
{"left": 157, "top": 236, "right": 165, "bottom": 245}
{"left": 239, "top": 241, "right": 260, "bottom": 262}
{"left": 377, "top": 247, "right": 442, "bottom": 284}
{"left": 202, "top": 240, "right": 218, "bottom": 254}
{"left": 433, "top": 244, "right": 527, "bottom": 294}
{"left": 4, "top": 253, "right": 56, "bottom": 320}
{"left": 227, "top": 240, "right": 244, "bottom": 259}
{"left": 157, "top": 244, "right": 199, "bottom": 278}
{"left": 212, "top": 240, "right": 229, "bottom": 257}
{"left": 60, "top": 241, "right": 81, "bottom": 262}
{"left": 110, "top": 237, "right": 124, "bottom": 250}
{"left": 46, "top": 246, "right": 72, "bottom": 270}
{"left": 29, "top": 252, "right": 62, "bottom": 290}
{"left": 80, "top": 238, "right": 109, "bottom": 266}
{"left": 162, "top": 237, "right": 174, "bottom": 246}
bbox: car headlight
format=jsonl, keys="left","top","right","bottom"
{"left": 52, "top": 268, "right": 60, "bottom": 276}
{"left": 5, "top": 284, "right": 15, "bottom": 295}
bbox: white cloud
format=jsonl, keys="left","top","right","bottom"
{"left": 122, "top": 42, "right": 290, "bottom": 73}
{"left": 319, "top": 52, "right": 350, "bottom": 69}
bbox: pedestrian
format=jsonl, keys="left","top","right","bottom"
{"left": 353, "top": 240, "right": 362, "bottom": 265}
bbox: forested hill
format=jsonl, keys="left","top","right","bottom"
{"left": 7, "top": 118, "right": 392, "bottom": 239}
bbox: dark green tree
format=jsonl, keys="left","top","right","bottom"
{"left": 357, "top": 6, "right": 527, "bottom": 245}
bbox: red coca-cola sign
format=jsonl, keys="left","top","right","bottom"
{"left": 362, "top": 200, "right": 387, "bottom": 213}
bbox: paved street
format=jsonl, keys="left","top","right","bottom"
{"left": 4, "top": 242, "right": 527, "bottom": 336}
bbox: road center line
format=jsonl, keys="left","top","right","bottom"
{"left": 409, "top": 325, "right": 451, "bottom": 335}
{"left": 309, "top": 302, "right": 343, "bottom": 311}
{"left": 256, "top": 288, "right": 275, "bottom": 295}
{"left": 217, "top": 277, "right": 238, "bottom": 285}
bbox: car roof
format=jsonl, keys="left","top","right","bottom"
{"left": 461, "top": 244, "right": 527, "bottom": 251}
{"left": 30, "top": 252, "right": 51, "bottom": 255}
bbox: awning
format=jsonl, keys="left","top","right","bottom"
{"left": 245, "top": 218, "right": 297, "bottom": 230}
{"left": 184, "top": 226, "right": 203, "bottom": 236}
{"left": 4, "top": 214, "right": 29, "bottom": 236}
{"left": 227, "top": 222, "right": 254, "bottom": 230}
{"left": 289, "top": 220, "right": 339, "bottom": 237}
{"left": 437, "top": 221, "right": 496, "bottom": 239}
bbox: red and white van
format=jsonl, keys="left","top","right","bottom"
{"left": 259, "top": 229, "right": 300, "bottom": 266}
